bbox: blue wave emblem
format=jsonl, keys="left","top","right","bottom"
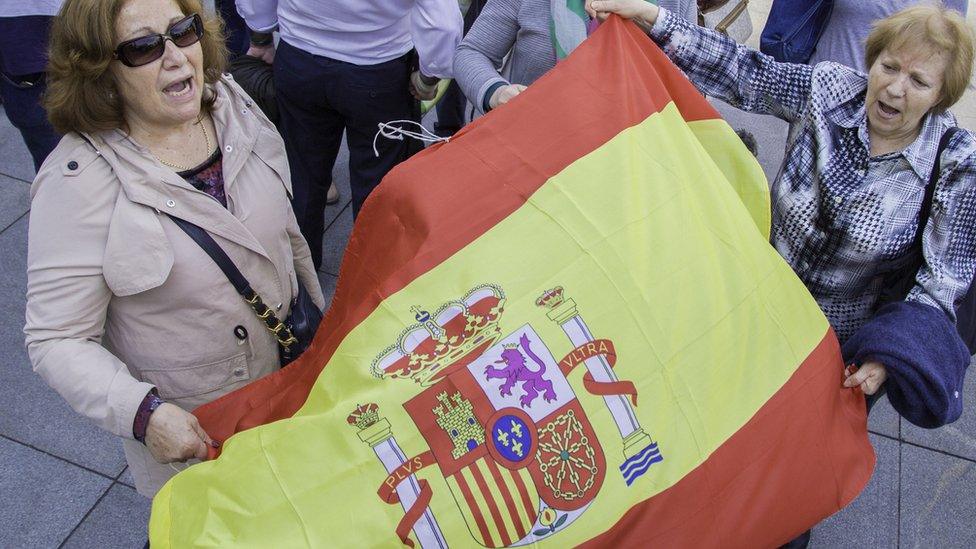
{"left": 619, "top": 442, "right": 663, "bottom": 486}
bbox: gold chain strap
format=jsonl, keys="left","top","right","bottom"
{"left": 244, "top": 290, "right": 299, "bottom": 349}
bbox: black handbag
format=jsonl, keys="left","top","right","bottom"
{"left": 877, "top": 126, "right": 976, "bottom": 353}
{"left": 168, "top": 216, "right": 323, "bottom": 366}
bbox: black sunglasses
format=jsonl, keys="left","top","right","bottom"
{"left": 113, "top": 13, "right": 204, "bottom": 68}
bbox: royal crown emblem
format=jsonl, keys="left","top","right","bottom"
{"left": 346, "top": 403, "right": 380, "bottom": 430}
{"left": 371, "top": 283, "right": 506, "bottom": 386}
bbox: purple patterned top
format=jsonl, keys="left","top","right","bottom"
{"left": 180, "top": 149, "right": 226, "bottom": 207}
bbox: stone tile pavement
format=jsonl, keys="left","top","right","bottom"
{"left": 2, "top": 3, "right": 976, "bottom": 545}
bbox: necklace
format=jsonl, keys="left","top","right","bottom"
{"left": 153, "top": 119, "right": 214, "bottom": 171}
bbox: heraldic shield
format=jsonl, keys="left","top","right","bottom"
{"left": 347, "top": 284, "right": 662, "bottom": 548}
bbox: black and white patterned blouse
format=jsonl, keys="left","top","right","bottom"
{"left": 650, "top": 9, "right": 976, "bottom": 342}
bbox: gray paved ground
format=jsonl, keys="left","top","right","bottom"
{"left": 2, "top": 16, "right": 976, "bottom": 548}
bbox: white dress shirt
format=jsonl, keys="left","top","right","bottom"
{"left": 235, "top": 0, "right": 462, "bottom": 78}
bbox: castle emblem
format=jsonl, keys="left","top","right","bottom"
{"left": 349, "top": 284, "right": 663, "bottom": 548}
{"left": 433, "top": 392, "right": 485, "bottom": 459}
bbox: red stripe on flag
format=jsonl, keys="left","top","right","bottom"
{"left": 510, "top": 468, "right": 538, "bottom": 528}
{"left": 579, "top": 330, "right": 874, "bottom": 547}
{"left": 484, "top": 459, "right": 529, "bottom": 540}
{"left": 193, "top": 16, "right": 726, "bottom": 446}
{"left": 469, "top": 460, "right": 513, "bottom": 546}
{"left": 454, "top": 470, "right": 494, "bottom": 547}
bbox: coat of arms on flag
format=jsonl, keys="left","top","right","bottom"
{"left": 349, "top": 284, "right": 662, "bottom": 547}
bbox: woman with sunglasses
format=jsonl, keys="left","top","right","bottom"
{"left": 24, "top": 0, "right": 324, "bottom": 498}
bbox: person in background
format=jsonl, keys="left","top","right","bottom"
{"left": 587, "top": 1, "right": 975, "bottom": 545}
{"left": 0, "top": 0, "right": 62, "bottom": 171}
{"left": 808, "top": 0, "right": 968, "bottom": 71}
{"left": 25, "top": 0, "right": 323, "bottom": 497}
{"left": 215, "top": 0, "right": 249, "bottom": 57}
{"left": 235, "top": 0, "right": 463, "bottom": 270}
{"left": 453, "top": 0, "right": 697, "bottom": 115}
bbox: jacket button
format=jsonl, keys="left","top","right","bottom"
{"left": 233, "top": 367, "right": 246, "bottom": 377}
{"left": 67, "top": 160, "right": 79, "bottom": 170}
{"left": 234, "top": 325, "right": 248, "bottom": 340}
{"left": 166, "top": 199, "right": 176, "bottom": 208}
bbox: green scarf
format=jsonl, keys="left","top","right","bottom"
{"left": 550, "top": 0, "right": 659, "bottom": 60}
{"left": 550, "top": 0, "right": 590, "bottom": 60}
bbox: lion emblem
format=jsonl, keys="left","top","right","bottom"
{"left": 484, "top": 333, "right": 557, "bottom": 408}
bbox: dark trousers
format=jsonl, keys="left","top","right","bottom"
{"left": 433, "top": 80, "right": 466, "bottom": 138}
{"left": 0, "top": 16, "right": 60, "bottom": 171}
{"left": 274, "top": 40, "right": 417, "bottom": 269}
{"left": 214, "top": 0, "right": 249, "bottom": 57}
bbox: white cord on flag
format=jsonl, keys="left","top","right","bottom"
{"left": 372, "top": 119, "right": 449, "bottom": 157}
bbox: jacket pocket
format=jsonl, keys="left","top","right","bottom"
{"left": 140, "top": 353, "right": 251, "bottom": 400}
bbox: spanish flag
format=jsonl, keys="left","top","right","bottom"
{"left": 150, "top": 17, "right": 873, "bottom": 547}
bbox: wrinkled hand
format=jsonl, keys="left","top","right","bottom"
{"left": 409, "top": 71, "right": 439, "bottom": 101}
{"left": 585, "top": 0, "right": 660, "bottom": 24}
{"left": 843, "top": 361, "right": 888, "bottom": 395}
{"left": 489, "top": 84, "right": 527, "bottom": 109}
{"left": 144, "top": 403, "right": 214, "bottom": 464}
{"left": 246, "top": 43, "right": 276, "bottom": 65}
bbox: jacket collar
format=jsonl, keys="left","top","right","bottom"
{"left": 91, "top": 78, "right": 270, "bottom": 260}
{"left": 826, "top": 79, "right": 954, "bottom": 180}
{"left": 901, "top": 111, "right": 955, "bottom": 182}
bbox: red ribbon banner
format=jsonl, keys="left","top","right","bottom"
{"left": 558, "top": 339, "right": 638, "bottom": 405}
{"left": 376, "top": 450, "right": 437, "bottom": 547}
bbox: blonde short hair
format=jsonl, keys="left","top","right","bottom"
{"left": 45, "top": 0, "right": 228, "bottom": 134}
{"left": 865, "top": 4, "right": 975, "bottom": 112}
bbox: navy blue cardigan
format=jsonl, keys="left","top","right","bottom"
{"left": 842, "top": 301, "right": 970, "bottom": 428}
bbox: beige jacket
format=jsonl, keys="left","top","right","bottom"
{"left": 24, "top": 76, "right": 325, "bottom": 497}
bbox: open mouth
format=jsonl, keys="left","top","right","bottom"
{"left": 877, "top": 100, "right": 900, "bottom": 117}
{"left": 163, "top": 77, "right": 193, "bottom": 97}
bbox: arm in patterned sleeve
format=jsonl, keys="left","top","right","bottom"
{"left": 647, "top": 7, "right": 814, "bottom": 124}
{"left": 907, "top": 135, "right": 976, "bottom": 323}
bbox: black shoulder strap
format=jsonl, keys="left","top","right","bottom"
{"left": 167, "top": 215, "right": 254, "bottom": 299}
{"left": 168, "top": 215, "right": 298, "bottom": 348}
{"left": 914, "top": 126, "right": 961, "bottom": 247}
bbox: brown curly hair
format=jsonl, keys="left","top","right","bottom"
{"left": 45, "top": 0, "right": 228, "bottom": 134}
